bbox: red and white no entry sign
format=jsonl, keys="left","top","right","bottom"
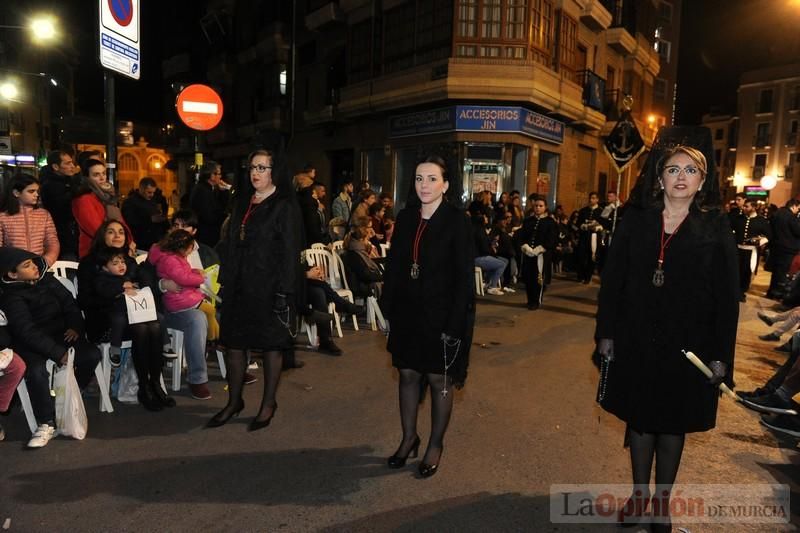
{"left": 176, "top": 84, "right": 224, "bottom": 131}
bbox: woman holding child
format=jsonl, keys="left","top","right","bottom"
{"left": 77, "top": 219, "right": 172, "bottom": 411}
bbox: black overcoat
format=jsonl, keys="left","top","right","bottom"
{"left": 380, "top": 202, "right": 475, "bottom": 385}
{"left": 596, "top": 205, "right": 739, "bottom": 434}
{"left": 217, "top": 188, "right": 303, "bottom": 351}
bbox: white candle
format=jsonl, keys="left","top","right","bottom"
{"left": 683, "top": 350, "right": 740, "bottom": 401}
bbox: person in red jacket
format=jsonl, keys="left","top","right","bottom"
{"left": 71, "top": 159, "right": 133, "bottom": 258}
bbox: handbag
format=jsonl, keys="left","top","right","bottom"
{"left": 125, "top": 286, "right": 158, "bottom": 324}
{"left": 53, "top": 348, "right": 88, "bottom": 440}
{"left": 112, "top": 348, "right": 139, "bottom": 403}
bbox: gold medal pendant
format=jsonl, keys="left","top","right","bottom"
{"left": 652, "top": 260, "right": 664, "bottom": 287}
{"left": 410, "top": 262, "right": 420, "bottom": 279}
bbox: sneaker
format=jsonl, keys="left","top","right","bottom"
{"left": 189, "top": 383, "right": 212, "bottom": 400}
{"left": 318, "top": 338, "right": 343, "bottom": 356}
{"left": 757, "top": 312, "right": 776, "bottom": 327}
{"left": 502, "top": 287, "right": 516, "bottom": 293}
{"left": 486, "top": 287, "right": 504, "bottom": 296}
{"left": 109, "top": 348, "right": 121, "bottom": 368}
{"left": 759, "top": 332, "right": 781, "bottom": 342}
{"left": 27, "top": 423, "right": 56, "bottom": 449}
{"left": 761, "top": 414, "right": 800, "bottom": 438}
{"left": 244, "top": 372, "right": 258, "bottom": 385}
{"left": 742, "top": 393, "right": 799, "bottom": 415}
{"left": 163, "top": 347, "right": 178, "bottom": 360}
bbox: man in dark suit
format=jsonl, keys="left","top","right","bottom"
{"left": 767, "top": 199, "right": 800, "bottom": 299}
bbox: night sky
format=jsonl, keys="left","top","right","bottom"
{"left": 4, "top": 0, "right": 800, "bottom": 128}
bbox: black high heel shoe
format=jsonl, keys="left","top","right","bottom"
{"left": 248, "top": 403, "right": 278, "bottom": 432}
{"left": 206, "top": 400, "right": 244, "bottom": 428}
{"left": 387, "top": 436, "right": 420, "bottom": 468}
{"left": 417, "top": 447, "right": 443, "bottom": 478}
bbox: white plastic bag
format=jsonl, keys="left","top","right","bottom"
{"left": 125, "top": 287, "right": 158, "bottom": 324}
{"left": 53, "top": 348, "right": 88, "bottom": 440}
{"left": 115, "top": 348, "right": 139, "bottom": 403}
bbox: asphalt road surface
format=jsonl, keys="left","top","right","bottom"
{"left": 2, "top": 273, "right": 798, "bottom": 532}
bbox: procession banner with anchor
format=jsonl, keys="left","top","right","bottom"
{"left": 602, "top": 96, "right": 646, "bottom": 239}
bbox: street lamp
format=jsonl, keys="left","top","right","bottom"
{"left": 0, "top": 82, "right": 19, "bottom": 101}
{"left": 0, "top": 14, "right": 58, "bottom": 44}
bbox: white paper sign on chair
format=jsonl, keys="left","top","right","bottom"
{"left": 125, "top": 287, "right": 158, "bottom": 324}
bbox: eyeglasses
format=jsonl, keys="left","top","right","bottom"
{"left": 249, "top": 165, "right": 272, "bottom": 173}
{"left": 663, "top": 165, "right": 701, "bottom": 176}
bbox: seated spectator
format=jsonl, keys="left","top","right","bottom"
{"left": 122, "top": 177, "right": 168, "bottom": 251}
{"left": 72, "top": 159, "right": 132, "bottom": 258}
{"left": 148, "top": 229, "right": 219, "bottom": 348}
{"left": 349, "top": 216, "right": 382, "bottom": 259}
{"left": 470, "top": 201, "right": 508, "bottom": 296}
{"left": 383, "top": 215, "right": 395, "bottom": 244}
{"left": 0, "top": 247, "right": 101, "bottom": 448}
{"left": 0, "top": 174, "right": 60, "bottom": 266}
{"left": 758, "top": 309, "right": 800, "bottom": 342}
{"left": 0, "top": 311, "right": 26, "bottom": 442}
{"left": 304, "top": 264, "right": 363, "bottom": 356}
{"left": 344, "top": 226, "right": 384, "bottom": 299}
{"left": 91, "top": 245, "right": 173, "bottom": 411}
{"left": 328, "top": 217, "right": 347, "bottom": 243}
{"left": 154, "top": 210, "right": 246, "bottom": 397}
{"left": 379, "top": 192, "right": 395, "bottom": 219}
{"left": 368, "top": 202, "right": 386, "bottom": 245}
{"left": 491, "top": 213, "right": 517, "bottom": 289}
{"left": 78, "top": 220, "right": 175, "bottom": 411}
{"left": 350, "top": 190, "right": 377, "bottom": 227}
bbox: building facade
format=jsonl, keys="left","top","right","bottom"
{"left": 700, "top": 112, "right": 738, "bottom": 198}
{"left": 724, "top": 63, "right": 800, "bottom": 206}
{"left": 292, "top": 0, "right": 665, "bottom": 214}
{"left": 158, "top": 0, "right": 670, "bottom": 215}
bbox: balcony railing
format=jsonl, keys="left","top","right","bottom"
{"left": 753, "top": 135, "right": 771, "bottom": 148}
{"left": 753, "top": 166, "right": 766, "bottom": 179}
{"left": 578, "top": 69, "right": 607, "bottom": 113}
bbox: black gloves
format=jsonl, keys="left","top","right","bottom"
{"left": 708, "top": 360, "right": 728, "bottom": 386}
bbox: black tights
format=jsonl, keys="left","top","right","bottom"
{"left": 627, "top": 426, "right": 685, "bottom": 518}
{"left": 219, "top": 348, "right": 283, "bottom": 422}
{"left": 396, "top": 369, "right": 454, "bottom": 465}
{"left": 129, "top": 321, "right": 163, "bottom": 386}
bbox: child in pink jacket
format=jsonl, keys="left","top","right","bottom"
{"left": 149, "top": 230, "right": 218, "bottom": 342}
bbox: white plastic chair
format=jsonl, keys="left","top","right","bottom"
{"left": 55, "top": 276, "right": 78, "bottom": 299}
{"left": 379, "top": 243, "right": 390, "bottom": 257}
{"left": 474, "top": 266, "right": 485, "bottom": 296}
{"left": 49, "top": 260, "right": 80, "bottom": 278}
{"left": 305, "top": 249, "right": 358, "bottom": 336}
{"left": 214, "top": 349, "right": 227, "bottom": 379}
{"left": 331, "top": 240, "right": 344, "bottom": 252}
{"left": 310, "top": 243, "right": 326, "bottom": 250}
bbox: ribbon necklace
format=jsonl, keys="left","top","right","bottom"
{"left": 410, "top": 213, "right": 428, "bottom": 279}
{"left": 239, "top": 196, "right": 263, "bottom": 241}
{"left": 653, "top": 214, "right": 686, "bottom": 287}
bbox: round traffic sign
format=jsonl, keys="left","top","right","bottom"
{"left": 176, "top": 84, "right": 224, "bottom": 131}
{"left": 108, "top": 0, "right": 134, "bottom": 26}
